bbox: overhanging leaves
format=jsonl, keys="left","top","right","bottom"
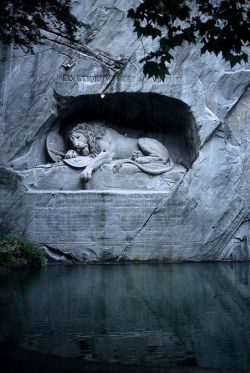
{"left": 128, "top": 0, "right": 250, "bottom": 80}
{"left": 0, "top": 0, "right": 84, "bottom": 52}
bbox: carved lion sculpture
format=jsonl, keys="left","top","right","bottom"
{"left": 64, "top": 123, "right": 174, "bottom": 181}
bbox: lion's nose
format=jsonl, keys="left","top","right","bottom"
{"left": 83, "top": 147, "right": 89, "bottom": 155}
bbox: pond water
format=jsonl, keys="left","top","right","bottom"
{"left": 0, "top": 263, "right": 250, "bottom": 371}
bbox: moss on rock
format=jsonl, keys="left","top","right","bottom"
{"left": 0, "top": 232, "right": 46, "bottom": 269}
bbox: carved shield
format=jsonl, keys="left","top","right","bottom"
{"left": 46, "top": 132, "right": 67, "bottom": 162}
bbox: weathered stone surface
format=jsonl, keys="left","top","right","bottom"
{"left": 0, "top": 0, "right": 249, "bottom": 261}
{"left": 85, "top": 163, "right": 186, "bottom": 191}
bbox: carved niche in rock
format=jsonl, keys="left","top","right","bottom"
{"left": 46, "top": 122, "right": 186, "bottom": 190}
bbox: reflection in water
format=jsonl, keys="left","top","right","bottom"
{"left": 0, "top": 263, "right": 250, "bottom": 370}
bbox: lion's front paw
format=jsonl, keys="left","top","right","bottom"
{"left": 113, "top": 162, "right": 122, "bottom": 173}
{"left": 131, "top": 151, "right": 143, "bottom": 161}
{"left": 65, "top": 150, "right": 78, "bottom": 159}
{"left": 81, "top": 167, "right": 93, "bottom": 181}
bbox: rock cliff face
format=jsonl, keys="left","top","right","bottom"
{"left": 0, "top": 0, "right": 249, "bottom": 261}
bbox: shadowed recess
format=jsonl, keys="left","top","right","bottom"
{"left": 54, "top": 91, "right": 200, "bottom": 164}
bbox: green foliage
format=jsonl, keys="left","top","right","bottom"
{"left": 0, "top": 0, "right": 85, "bottom": 52}
{"left": 128, "top": 0, "right": 250, "bottom": 80}
{"left": 0, "top": 231, "right": 46, "bottom": 268}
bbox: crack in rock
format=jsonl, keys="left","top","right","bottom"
{"left": 117, "top": 178, "right": 185, "bottom": 261}
{"left": 42, "top": 30, "right": 126, "bottom": 71}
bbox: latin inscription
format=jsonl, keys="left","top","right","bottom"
{"left": 56, "top": 74, "right": 182, "bottom": 85}
{"left": 27, "top": 193, "right": 170, "bottom": 245}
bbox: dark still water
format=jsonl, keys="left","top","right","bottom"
{"left": 0, "top": 263, "right": 250, "bottom": 371}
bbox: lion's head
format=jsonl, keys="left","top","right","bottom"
{"left": 69, "top": 122, "right": 106, "bottom": 157}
